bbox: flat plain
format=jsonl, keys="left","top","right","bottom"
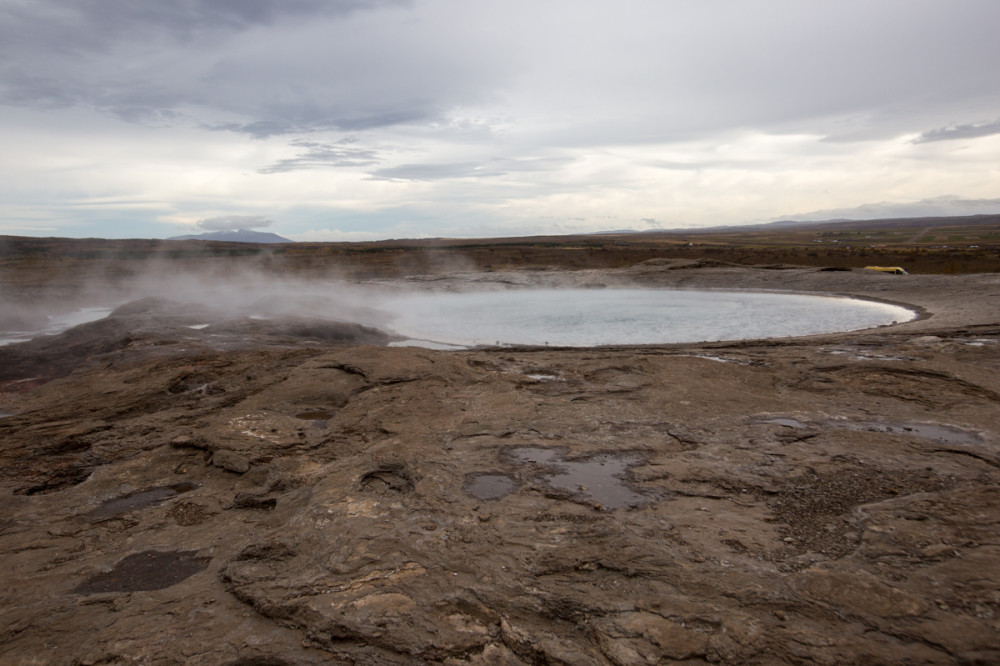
{"left": 1, "top": 219, "right": 998, "bottom": 664}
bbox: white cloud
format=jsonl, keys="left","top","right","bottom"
{"left": 1, "top": 1, "right": 999, "bottom": 239}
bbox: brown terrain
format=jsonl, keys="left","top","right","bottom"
{"left": 0, "top": 220, "right": 998, "bottom": 665}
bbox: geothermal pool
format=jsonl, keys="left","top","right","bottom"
{"left": 382, "top": 288, "right": 915, "bottom": 347}
{"left": 0, "top": 288, "right": 916, "bottom": 349}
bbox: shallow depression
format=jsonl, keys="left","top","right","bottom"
{"left": 758, "top": 417, "right": 982, "bottom": 445}
{"left": 380, "top": 288, "right": 914, "bottom": 347}
{"left": 90, "top": 482, "right": 198, "bottom": 520}
{"left": 510, "top": 447, "right": 648, "bottom": 509}
{"left": 465, "top": 473, "right": 519, "bottom": 500}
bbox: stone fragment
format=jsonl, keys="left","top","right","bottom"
{"left": 212, "top": 449, "right": 250, "bottom": 474}
{"left": 170, "top": 434, "right": 208, "bottom": 450}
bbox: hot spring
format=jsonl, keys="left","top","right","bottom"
{"left": 0, "top": 287, "right": 916, "bottom": 350}
{"left": 381, "top": 288, "right": 915, "bottom": 348}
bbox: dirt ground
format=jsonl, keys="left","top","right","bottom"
{"left": 1, "top": 261, "right": 998, "bottom": 665}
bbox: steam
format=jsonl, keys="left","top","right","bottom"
{"left": 0, "top": 251, "right": 916, "bottom": 349}
{"left": 0, "top": 257, "right": 405, "bottom": 344}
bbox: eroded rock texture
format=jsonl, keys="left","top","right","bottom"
{"left": 1, "top": 266, "right": 998, "bottom": 664}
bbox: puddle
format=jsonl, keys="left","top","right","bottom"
{"left": 756, "top": 417, "right": 981, "bottom": 445}
{"left": 525, "top": 373, "right": 560, "bottom": 381}
{"left": 90, "top": 482, "right": 198, "bottom": 520}
{"left": 759, "top": 417, "right": 810, "bottom": 429}
{"left": 509, "top": 447, "right": 648, "bottom": 509}
{"left": 188, "top": 323, "right": 210, "bottom": 330}
{"left": 73, "top": 550, "right": 210, "bottom": 594}
{"left": 295, "top": 410, "right": 333, "bottom": 421}
{"left": 465, "top": 473, "right": 519, "bottom": 500}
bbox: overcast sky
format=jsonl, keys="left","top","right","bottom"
{"left": 1, "top": 0, "right": 998, "bottom": 241}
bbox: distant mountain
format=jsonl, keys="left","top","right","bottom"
{"left": 167, "top": 229, "right": 292, "bottom": 243}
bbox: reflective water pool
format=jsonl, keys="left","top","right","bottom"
{"left": 382, "top": 288, "right": 914, "bottom": 347}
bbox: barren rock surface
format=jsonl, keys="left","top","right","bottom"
{"left": 1, "top": 264, "right": 998, "bottom": 665}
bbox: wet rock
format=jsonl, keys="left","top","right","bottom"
{"left": 228, "top": 493, "right": 277, "bottom": 511}
{"left": 73, "top": 550, "right": 211, "bottom": 594}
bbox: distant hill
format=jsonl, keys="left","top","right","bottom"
{"left": 167, "top": 229, "right": 292, "bottom": 243}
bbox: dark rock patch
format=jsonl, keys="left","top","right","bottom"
{"left": 228, "top": 493, "right": 277, "bottom": 511}
{"left": 90, "top": 482, "right": 198, "bottom": 520}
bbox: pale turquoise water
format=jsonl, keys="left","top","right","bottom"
{"left": 383, "top": 288, "right": 914, "bottom": 347}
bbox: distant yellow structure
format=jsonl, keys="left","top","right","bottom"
{"left": 865, "top": 266, "right": 908, "bottom": 275}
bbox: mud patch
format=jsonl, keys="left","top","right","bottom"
{"left": 464, "top": 473, "right": 519, "bottom": 500}
{"left": 90, "top": 482, "right": 199, "bottom": 520}
{"left": 73, "top": 550, "right": 210, "bottom": 594}
{"left": 510, "top": 447, "right": 648, "bottom": 509}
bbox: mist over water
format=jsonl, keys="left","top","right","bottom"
{"left": 0, "top": 266, "right": 915, "bottom": 348}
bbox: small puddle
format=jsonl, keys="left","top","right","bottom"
{"left": 509, "top": 447, "right": 648, "bottom": 509}
{"left": 295, "top": 410, "right": 333, "bottom": 421}
{"left": 465, "top": 473, "right": 519, "bottom": 500}
{"left": 295, "top": 409, "right": 333, "bottom": 427}
{"left": 73, "top": 550, "right": 210, "bottom": 594}
{"left": 90, "top": 482, "right": 198, "bottom": 520}
{"left": 756, "top": 417, "right": 981, "bottom": 445}
{"left": 759, "top": 417, "right": 810, "bottom": 429}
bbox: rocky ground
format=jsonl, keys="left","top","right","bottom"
{"left": 1, "top": 261, "right": 998, "bottom": 665}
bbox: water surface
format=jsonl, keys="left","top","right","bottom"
{"left": 382, "top": 288, "right": 913, "bottom": 347}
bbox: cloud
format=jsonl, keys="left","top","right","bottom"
{"left": 197, "top": 215, "right": 275, "bottom": 231}
{"left": 913, "top": 119, "right": 1000, "bottom": 143}
{"left": 259, "top": 139, "right": 380, "bottom": 173}
{"left": 370, "top": 156, "right": 573, "bottom": 181}
{"left": 2, "top": 2, "right": 1000, "bottom": 240}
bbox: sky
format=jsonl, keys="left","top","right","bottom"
{"left": 1, "top": 0, "right": 999, "bottom": 241}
